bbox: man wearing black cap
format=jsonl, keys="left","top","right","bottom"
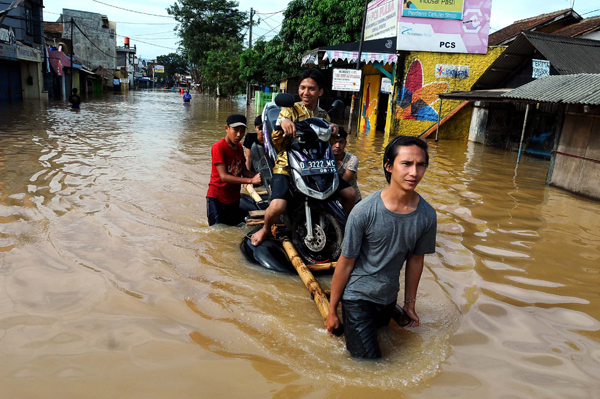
{"left": 206, "top": 114, "right": 262, "bottom": 226}
{"left": 243, "top": 115, "right": 265, "bottom": 172}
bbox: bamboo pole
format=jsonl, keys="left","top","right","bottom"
{"left": 305, "top": 262, "right": 336, "bottom": 272}
{"left": 281, "top": 239, "right": 343, "bottom": 335}
{"left": 246, "top": 219, "right": 265, "bottom": 226}
{"left": 244, "top": 184, "right": 263, "bottom": 203}
{"left": 248, "top": 210, "right": 266, "bottom": 217}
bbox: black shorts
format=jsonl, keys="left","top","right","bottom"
{"left": 206, "top": 197, "right": 246, "bottom": 226}
{"left": 342, "top": 299, "right": 396, "bottom": 359}
{"left": 270, "top": 172, "right": 352, "bottom": 201}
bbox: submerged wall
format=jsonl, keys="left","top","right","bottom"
{"left": 550, "top": 105, "right": 600, "bottom": 201}
{"left": 391, "top": 47, "right": 505, "bottom": 139}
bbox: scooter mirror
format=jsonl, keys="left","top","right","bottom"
{"left": 275, "top": 93, "right": 295, "bottom": 108}
{"left": 331, "top": 99, "right": 345, "bottom": 112}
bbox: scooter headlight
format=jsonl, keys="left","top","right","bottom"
{"left": 310, "top": 124, "right": 332, "bottom": 142}
{"left": 292, "top": 169, "right": 309, "bottom": 195}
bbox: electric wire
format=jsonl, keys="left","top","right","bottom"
{"left": 90, "top": 0, "right": 174, "bottom": 19}
{"left": 254, "top": 9, "right": 285, "bottom": 16}
{"left": 72, "top": 20, "right": 117, "bottom": 59}
{"left": 44, "top": 10, "right": 177, "bottom": 24}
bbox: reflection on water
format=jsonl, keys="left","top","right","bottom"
{"left": 0, "top": 91, "right": 599, "bottom": 398}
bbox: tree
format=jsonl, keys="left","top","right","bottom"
{"left": 239, "top": 0, "right": 365, "bottom": 87}
{"left": 277, "top": 0, "right": 365, "bottom": 66}
{"left": 200, "top": 37, "right": 244, "bottom": 97}
{"left": 168, "top": 0, "right": 248, "bottom": 63}
{"left": 156, "top": 52, "right": 188, "bottom": 83}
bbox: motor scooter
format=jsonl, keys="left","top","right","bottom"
{"left": 241, "top": 93, "right": 347, "bottom": 270}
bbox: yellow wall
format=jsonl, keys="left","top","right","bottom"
{"left": 391, "top": 47, "right": 505, "bottom": 139}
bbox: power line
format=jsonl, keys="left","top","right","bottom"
{"left": 43, "top": 10, "right": 177, "bottom": 25}
{"left": 123, "top": 30, "right": 177, "bottom": 37}
{"left": 581, "top": 8, "right": 600, "bottom": 16}
{"left": 75, "top": 19, "right": 179, "bottom": 51}
{"left": 255, "top": 9, "right": 285, "bottom": 16}
{"left": 91, "top": 0, "right": 174, "bottom": 19}
{"left": 73, "top": 20, "right": 117, "bottom": 59}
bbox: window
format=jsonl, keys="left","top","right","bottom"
{"left": 25, "top": 6, "right": 33, "bottom": 36}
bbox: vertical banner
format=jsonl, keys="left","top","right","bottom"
{"left": 365, "top": 0, "right": 399, "bottom": 41}
{"left": 360, "top": 75, "right": 382, "bottom": 134}
{"left": 397, "top": 0, "right": 492, "bottom": 54}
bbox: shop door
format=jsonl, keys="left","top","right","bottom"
{"left": 359, "top": 75, "right": 381, "bottom": 134}
{"left": 0, "top": 60, "right": 22, "bottom": 101}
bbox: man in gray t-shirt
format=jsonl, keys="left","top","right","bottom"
{"left": 326, "top": 136, "right": 437, "bottom": 359}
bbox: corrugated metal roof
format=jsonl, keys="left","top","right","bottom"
{"left": 503, "top": 74, "right": 600, "bottom": 105}
{"left": 472, "top": 31, "right": 600, "bottom": 90}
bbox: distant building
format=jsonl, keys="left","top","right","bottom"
{"left": 60, "top": 9, "right": 117, "bottom": 70}
{"left": 116, "top": 37, "right": 136, "bottom": 89}
{"left": 0, "top": 0, "right": 46, "bottom": 101}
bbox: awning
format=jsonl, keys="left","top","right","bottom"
{"left": 438, "top": 89, "right": 513, "bottom": 102}
{"left": 302, "top": 37, "right": 398, "bottom": 66}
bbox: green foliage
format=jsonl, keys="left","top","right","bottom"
{"left": 277, "top": 0, "right": 365, "bottom": 66}
{"left": 200, "top": 37, "right": 245, "bottom": 96}
{"left": 168, "top": 0, "right": 248, "bottom": 62}
{"left": 156, "top": 52, "right": 188, "bottom": 82}
{"left": 166, "top": 0, "right": 366, "bottom": 95}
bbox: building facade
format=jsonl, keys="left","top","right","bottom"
{"left": 0, "top": 0, "right": 45, "bottom": 101}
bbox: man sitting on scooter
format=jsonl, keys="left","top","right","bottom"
{"left": 251, "top": 69, "right": 357, "bottom": 246}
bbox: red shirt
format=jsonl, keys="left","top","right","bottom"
{"left": 207, "top": 138, "right": 245, "bottom": 204}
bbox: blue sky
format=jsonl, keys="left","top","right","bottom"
{"left": 43, "top": 0, "right": 600, "bottom": 60}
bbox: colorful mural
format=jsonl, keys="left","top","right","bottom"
{"left": 359, "top": 74, "right": 381, "bottom": 134}
{"left": 396, "top": 59, "right": 449, "bottom": 122}
{"left": 391, "top": 47, "right": 506, "bottom": 139}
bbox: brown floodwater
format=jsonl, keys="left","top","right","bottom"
{"left": 0, "top": 91, "right": 599, "bottom": 398}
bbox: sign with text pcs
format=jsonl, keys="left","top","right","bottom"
{"left": 332, "top": 69, "right": 362, "bottom": 92}
{"left": 154, "top": 65, "right": 165, "bottom": 73}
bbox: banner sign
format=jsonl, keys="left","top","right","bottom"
{"left": 435, "top": 64, "right": 470, "bottom": 79}
{"left": 402, "top": 0, "right": 465, "bottom": 20}
{"left": 17, "top": 44, "right": 41, "bottom": 62}
{"left": 397, "top": 0, "right": 492, "bottom": 54}
{"left": 365, "top": 0, "right": 398, "bottom": 41}
{"left": 332, "top": 69, "right": 362, "bottom": 92}
{"left": 532, "top": 59, "right": 550, "bottom": 79}
{"left": 381, "top": 77, "right": 393, "bottom": 93}
{"left": 0, "top": 42, "right": 16, "bottom": 60}
{"left": 154, "top": 65, "right": 165, "bottom": 73}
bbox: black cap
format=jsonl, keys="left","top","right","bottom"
{"left": 226, "top": 114, "right": 247, "bottom": 128}
{"left": 338, "top": 126, "right": 348, "bottom": 139}
{"left": 254, "top": 115, "right": 262, "bottom": 127}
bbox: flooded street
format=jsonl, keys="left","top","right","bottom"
{"left": 1, "top": 90, "right": 599, "bottom": 398}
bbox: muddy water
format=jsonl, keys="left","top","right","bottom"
{"left": 0, "top": 91, "right": 599, "bottom": 398}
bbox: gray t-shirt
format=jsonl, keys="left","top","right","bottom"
{"left": 337, "top": 152, "right": 362, "bottom": 202}
{"left": 341, "top": 189, "right": 437, "bottom": 305}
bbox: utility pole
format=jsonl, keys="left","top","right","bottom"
{"left": 348, "top": 0, "right": 369, "bottom": 136}
{"left": 246, "top": 8, "right": 254, "bottom": 106}
{"left": 249, "top": 8, "right": 254, "bottom": 49}
{"left": 70, "top": 17, "right": 74, "bottom": 97}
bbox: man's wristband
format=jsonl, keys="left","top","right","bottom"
{"left": 404, "top": 298, "right": 416, "bottom": 304}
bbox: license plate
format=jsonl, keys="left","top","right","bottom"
{"left": 299, "top": 159, "right": 337, "bottom": 175}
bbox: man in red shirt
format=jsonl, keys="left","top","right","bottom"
{"left": 207, "top": 114, "right": 262, "bottom": 226}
